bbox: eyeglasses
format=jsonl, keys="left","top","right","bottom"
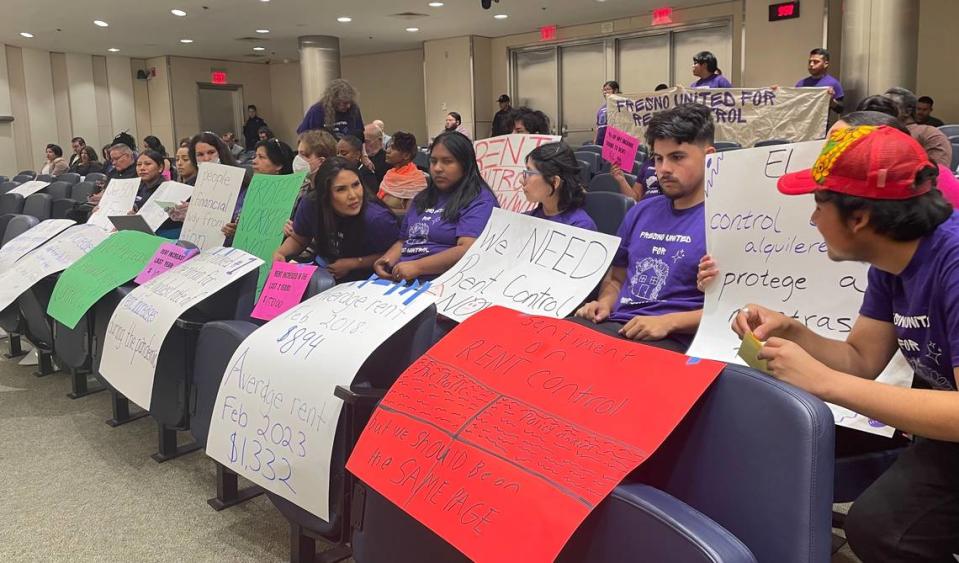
{"left": 520, "top": 169, "right": 542, "bottom": 181}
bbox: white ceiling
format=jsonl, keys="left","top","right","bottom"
{"left": 0, "top": 0, "right": 712, "bottom": 61}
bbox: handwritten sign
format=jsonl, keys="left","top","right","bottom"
{"left": 685, "top": 142, "right": 913, "bottom": 436}
{"left": 47, "top": 231, "right": 166, "bottom": 329}
{"left": 206, "top": 276, "right": 437, "bottom": 520}
{"left": 98, "top": 248, "right": 263, "bottom": 409}
{"left": 608, "top": 87, "right": 830, "bottom": 150}
{"left": 138, "top": 181, "right": 195, "bottom": 232}
{"left": 180, "top": 163, "right": 245, "bottom": 250}
{"left": 133, "top": 243, "right": 198, "bottom": 285}
{"left": 0, "top": 219, "right": 75, "bottom": 270}
{"left": 430, "top": 209, "right": 618, "bottom": 323}
{"left": 250, "top": 262, "right": 317, "bottom": 321}
{"left": 601, "top": 126, "right": 640, "bottom": 170}
{"left": 474, "top": 134, "right": 561, "bottom": 213}
{"left": 0, "top": 225, "right": 110, "bottom": 311}
{"left": 87, "top": 178, "right": 140, "bottom": 231}
{"left": 347, "top": 306, "right": 723, "bottom": 563}
{"left": 232, "top": 172, "right": 306, "bottom": 297}
{"left": 8, "top": 180, "right": 50, "bottom": 197}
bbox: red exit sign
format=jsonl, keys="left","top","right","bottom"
{"left": 211, "top": 70, "right": 228, "bottom": 85}
{"left": 769, "top": 1, "right": 800, "bottom": 21}
{"left": 652, "top": 7, "right": 673, "bottom": 25}
{"left": 539, "top": 25, "right": 557, "bottom": 41}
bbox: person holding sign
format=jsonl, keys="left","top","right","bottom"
{"left": 795, "top": 48, "right": 844, "bottom": 114}
{"left": 521, "top": 141, "right": 597, "bottom": 230}
{"left": 168, "top": 132, "right": 245, "bottom": 225}
{"left": 274, "top": 157, "right": 398, "bottom": 281}
{"left": 374, "top": 131, "right": 498, "bottom": 282}
{"left": 690, "top": 51, "right": 733, "bottom": 89}
{"left": 575, "top": 103, "right": 713, "bottom": 352}
{"left": 594, "top": 80, "right": 620, "bottom": 146}
{"left": 378, "top": 131, "right": 428, "bottom": 213}
{"left": 706, "top": 125, "right": 959, "bottom": 562}
{"left": 132, "top": 150, "right": 167, "bottom": 210}
{"left": 252, "top": 138, "right": 294, "bottom": 175}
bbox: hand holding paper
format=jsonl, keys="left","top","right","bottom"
{"left": 737, "top": 332, "right": 771, "bottom": 374}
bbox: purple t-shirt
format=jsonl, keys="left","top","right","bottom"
{"left": 292, "top": 196, "right": 399, "bottom": 259}
{"left": 637, "top": 157, "right": 661, "bottom": 198}
{"left": 859, "top": 213, "right": 959, "bottom": 390}
{"left": 690, "top": 74, "right": 733, "bottom": 89}
{"left": 596, "top": 105, "right": 609, "bottom": 145}
{"left": 609, "top": 196, "right": 705, "bottom": 340}
{"left": 795, "top": 74, "right": 844, "bottom": 100}
{"left": 526, "top": 206, "right": 597, "bottom": 231}
{"left": 399, "top": 187, "right": 499, "bottom": 278}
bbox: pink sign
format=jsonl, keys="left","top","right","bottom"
{"left": 250, "top": 261, "right": 317, "bottom": 321}
{"left": 133, "top": 243, "right": 198, "bottom": 285}
{"left": 601, "top": 126, "right": 641, "bottom": 171}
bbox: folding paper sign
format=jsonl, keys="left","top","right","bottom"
{"left": 601, "top": 126, "right": 640, "bottom": 171}
{"left": 250, "top": 262, "right": 317, "bottom": 321}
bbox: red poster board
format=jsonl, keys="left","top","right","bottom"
{"left": 347, "top": 306, "right": 724, "bottom": 563}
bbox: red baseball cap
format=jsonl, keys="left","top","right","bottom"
{"left": 777, "top": 125, "right": 934, "bottom": 200}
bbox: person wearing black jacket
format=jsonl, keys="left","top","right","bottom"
{"left": 491, "top": 94, "right": 513, "bottom": 137}
{"left": 243, "top": 104, "right": 268, "bottom": 150}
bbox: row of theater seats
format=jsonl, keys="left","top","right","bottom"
{"left": 0, "top": 171, "right": 105, "bottom": 221}
{"left": 1, "top": 197, "right": 851, "bottom": 562}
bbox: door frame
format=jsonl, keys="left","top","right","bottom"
{"left": 195, "top": 82, "right": 245, "bottom": 140}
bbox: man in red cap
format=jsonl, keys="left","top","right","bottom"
{"left": 729, "top": 125, "right": 957, "bottom": 561}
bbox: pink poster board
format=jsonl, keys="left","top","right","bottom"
{"left": 601, "top": 126, "right": 641, "bottom": 171}
{"left": 250, "top": 261, "right": 317, "bottom": 321}
{"left": 133, "top": 243, "right": 198, "bottom": 285}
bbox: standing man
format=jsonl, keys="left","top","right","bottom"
{"left": 243, "top": 105, "right": 267, "bottom": 151}
{"left": 795, "top": 48, "right": 844, "bottom": 114}
{"left": 916, "top": 96, "right": 945, "bottom": 128}
{"left": 491, "top": 94, "right": 513, "bottom": 137}
{"left": 69, "top": 137, "right": 86, "bottom": 169}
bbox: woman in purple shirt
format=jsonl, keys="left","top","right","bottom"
{"left": 690, "top": 51, "right": 733, "bottom": 89}
{"left": 521, "top": 142, "right": 597, "bottom": 231}
{"left": 374, "top": 131, "right": 498, "bottom": 282}
{"left": 274, "top": 157, "right": 398, "bottom": 282}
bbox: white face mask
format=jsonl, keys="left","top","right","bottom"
{"left": 207, "top": 157, "right": 220, "bottom": 165}
{"left": 292, "top": 154, "right": 311, "bottom": 174}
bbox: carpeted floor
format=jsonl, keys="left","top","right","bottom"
{"left": 0, "top": 346, "right": 860, "bottom": 562}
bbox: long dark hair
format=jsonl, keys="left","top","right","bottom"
{"left": 526, "top": 142, "right": 586, "bottom": 213}
{"left": 188, "top": 132, "right": 238, "bottom": 167}
{"left": 311, "top": 157, "right": 391, "bottom": 259}
{"left": 254, "top": 138, "right": 295, "bottom": 174}
{"left": 143, "top": 135, "right": 167, "bottom": 156}
{"left": 413, "top": 131, "right": 492, "bottom": 222}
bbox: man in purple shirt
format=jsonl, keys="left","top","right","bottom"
{"left": 795, "top": 48, "right": 844, "bottom": 113}
{"left": 727, "top": 125, "right": 959, "bottom": 562}
{"left": 574, "top": 103, "right": 714, "bottom": 352}
{"left": 690, "top": 51, "right": 733, "bottom": 89}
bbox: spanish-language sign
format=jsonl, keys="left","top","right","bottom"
{"left": 8, "top": 180, "right": 50, "bottom": 197}
{"left": 138, "top": 181, "right": 195, "bottom": 232}
{"left": 232, "top": 172, "right": 307, "bottom": 297}
{"left": 250, "top": 261, "right": 317, "bottom": 321}
{"left": 206, "top": 276, "right": 437, "bottom": 520}
{"left": 133, "top": 243, "right": 198, "bottom": 285}
{"left": 347, "top": 307, "right": 723, "bottom": 563}
{"left": 98, "top": 248, "right": 262, "bottom": 409}
{"left": 601, "top": 126, "right": 640, "bottom": 170}
{"left": 608, "top": 87, "right": 830, "bottom": 150}
{"left": 88, "top": 178, "right": 140, "bottom": 230}
{"left": 685, "top": 142, "right": 913, "bottom": 436}
{"left": 0, "top": 225, "right": 110, "bottom": 311}
{"left": 474, "top": 134, "right": 561, "bottom": 213}
{"left": 180, "top": 163, "right": 245, "bottom": 250}
{"left": 47, "top": 231, "right": 166, "bottom": 329}
{"left": 430, "top": 209, "right": 618, "bottom": 323}
{"left": 0, "top": 219, "right": 75, "bottom": 270}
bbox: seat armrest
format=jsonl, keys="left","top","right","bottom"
{"left": 334, "top": 385, "right": 387, "bottom": 406}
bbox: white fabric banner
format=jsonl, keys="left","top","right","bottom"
{"left": 98, "top": 247, "right": 262, "bottom": 409}
{"left": 206, "top": 278, "right": 437, "bottom": 520}
{"left": 0, "top": 219, "right": 75, "bottom": 270}
{"left": 180, "top": 163, "right": 245, "bottom": 250}
{"left": 474, "top": 134, "right": 562, "bottom": 213}
{"left": 88, "top": 178, "right": 140, "bottom": 230}
{"left": 685, "top": 142, "right": 913, "bottom": 436}
{"left": 137, "top": 181, "right": 195, "bottom": 232}
{"left": 8, "top": 180, "right": 50, "bottom": 197}
{"left": 0, "top": 225, "right": 110, "bottom": 311}
{"left": 430, "top": 208, "right": 619, "bottom": 323}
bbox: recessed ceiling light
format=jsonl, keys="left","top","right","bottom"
{"left": 20, "top": 32, "right": 34, "bottom": 38}
{"left": 256, "top": 29, "right": 270, "bottom": 33}
{"left": 179, "top": 39, "right": 194, "bottom": 44}
{"left": 337, "top": 17, "right": 352, "bottom": 23}
{"left": 171, "top": 9, "right": 187, "bottom": 16}
{"left": 494, "top": 14, "right": 508, "bottom": 19}
{"left": 253, "top": 46, "right": 266, "bottom": 51}
{"left": 93, "top": 20, "right": 109, "bottom": 27}
{"left": 406, "top": 27, "right": 420, "bottom": 32}
{"left": 108, "top": 48, "right": 120, "bottom": 52}
{"left": 428, "top": 1, "right": 444, "bottom": 6}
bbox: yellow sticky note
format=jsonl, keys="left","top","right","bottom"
{"left": 738, "top": 332, "right": 771, "bottom": 375}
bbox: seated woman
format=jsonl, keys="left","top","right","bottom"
{"left": 374, "top": 131, "right": 499, "bottom": 282}
{"left": 132, "top": 150, "right": 166, "bottom": 209}
{"left": 174, "top": 145, "right": 197, "bottom": 186}
{"left": 40, "top": 144, "right": 69, "bottom": 176}
{"left": 168, "top": 132, "right": 244, "bottom": 229}
{"left": 219, "top": 137, "right": 296, "bottom": 239}
{"left": 72, "top": 146, "right": 105, "bottom": 176}
{"left": 521, "top": 141, "right": 597, "bottom": 230}
{"left": 378, "top": 131, "right": 428, "bottom": 213}
{"left": 143, "top": 135, "right": 174, "bottom": 180}
{"left": 273, "top": 157, "right": 398, "bottom": 282}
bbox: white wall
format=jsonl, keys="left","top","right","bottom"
{"left": 20, "top": 46, "right": 58, "bottom": 170}
{"left": 342, "top": 49, "right": 428, "bottom": 143}
{"left": 268, "top": 62, "right": 304, "bottom": 146}
{"left": 0, "top": 46, "right": 17, "bottom": 176}
{"left": 106, "top": 56, "right": 138, "bottom": 143}
{"left": 65, "top": 53, "right": 101, "bottom": 151}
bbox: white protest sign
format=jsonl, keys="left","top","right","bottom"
{"left": 8, "top": 180, "right": 50, "bottom": 197}
{"left": 685, "top": 142, "right": 913, "bottom": 436}
{"left": 180, "top": 163, "right": 245, "bottom": 250}
{"left": 430, "top": 208, "right": 619, "bottom": 323}
{"left": 138, "top": 181, "right": 195, "bottom": 232}
{"left": 88, "top": 178, "right": 140, "bottom": 230}
{"left": 474, "top": 134, "right": 561, "bottom": 213}
{"left": 98, "top": 248, "right": 262, "bottom": 409}
{"left": 0, "top": 219, "right": 75, "bottom": 270}
{"left": 0, "top": 225, "right": 109, "bottom": 311}
{"left": 608, "top": 87, "right": 830, "bottom": 150}
{"left": 206, "top": 277, "right": 436, "bottom": 520}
